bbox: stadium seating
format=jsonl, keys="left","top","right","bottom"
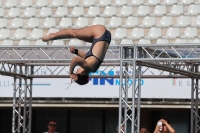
{"left": 80, "top": 0, "right": 96, "bottom": 7}
{"left": 49, "top": 0, "right": 64, "bottom": 7}
{"left": 69, "top": 39, "right": 82, "bottom": 45}
{"left": 27, "top": 29, "right": 43, "bottom": 40}
{"left": 68, "top": 7, "right": 84, "bottom": 17}
{"left": 117, "top": 6, "right": 133, "bottom": 17}
{"left": 52, "top": 7, "right": 68, "bottom": 17}
{"left": 178, "top": 0, "right": 194, "bottom": 5}
{"left": 139, "top": 16, "right": 156, "bottom": 28}
{"left": 161, "top": 0, "right": 177, "bottom": 5}
{"left": 156, "top": 39, "right": 169, "bottom": 44}
{"left": 9, "top": 18, "right": 24, "bottom": 29}
{"left": 35, "top": 40, "right": 47, "bottom": 45}
{"left": 84, "top": 7, "right": 100, "bottom": 17}
{"left": 0, "top": 0, "right": 199, "bottom": 46}
{"left": 163, "top": 28, "right": 180, "bottom": 39}
{"left": 195, "top": 0, "right": 200, "bottom": 4}
{"left": 128, "top": 0, "right": 144, "bottom": 6}
{"left": 0, "top": 29, "right": 10, "bottom": 39}
{"left": 47, "top": 29, "right": 59, "bottom": 35}
{"left": 18, "top": 40, "right": 31, "bottom": 45}
{"left": 36, "top": 7, "right": 52, "bottom": 17}
{"left": 72, "top": 17, "right": 89, "bottom": 28}
{"left": 134, "top": 6, "right": 150, "bottom": 16}
{"left": 0, "top": 18, "right": 7, "bottom": 28}
{"left": 145, "top": 28, "right": 162, "bottom": 39}
{"left": 92, "top": 17, "right": 106, "bottom": 25}
{"left": 156, "top": 16, "right": 173, "bottom": 27}
{"left": 112, "top": 0, "right": 128, "bottom": 6}
{"left": 1, "top": 40, "right": 14, "bottom": 45}
{"left": 138, "top": 39, "right": 151, "bottom": 44}
{"left": 0, "top": 8, "right": 4, "bottom": 17}
{"left": 128, "top": 28, "right": 144, "bottom": 39}
{"left": 55, "top": 18, "right": 72, "bottom": 29}
{"left": 5, "top": 8, "right": 20, "bottom": 18}
{"left": 151, "top": 5, "right": 167, "bottom": 16}
{"left": 168, "top": 5, "right": 184, "bottom": 16}
{"left": 11, "top": 29, "right": 26, "bottom": 40}
{"left": 122, "top": 17, "right": 138, "bottom": 28}
{"left": 97, "top": 0, "right": 111, "bottom": 7}
{"left": 192, "top": 16, "right": 200, "bottom": 27}
{"left": 175, "top": 39, "right": 187, "bottom": 43}
{"left": 185, "top": 5, "right": 200, "bottom": 15}
{"left": 180, "top": 27, "right": 198, "bottom": 38}
{"left": 101, "top": 6, "right": 117, "bottom": 17}
{"left": 65, "top": 0, "right": 79, "bottom": 7}
{"left": 35, "top": 0, "right": 48, "bottom": 7}
{"left": 20, "top": 0, "right": 32, "bottom": 8}
{"left": 21, "top": 7, "right": 36, "bottom": 18}
{"left": 145, "top": 0, "right": 161, "bottom": 5}
{"left": 85, "top": 42, "right": 92, "bottom": 46}
{"left": 3, "top": 0, "right": 17, "bottom": 8}
{"left": 110, "top": 40, "right": 116, "bottom": 45}
{"left": 106, "top": 17, "right": 122, "bottom": 28}
{"left": 193, "top": 39, "right": 200, "bottom": 43}
{"left": 174, "top": 16, "right": 191, "bottom": 27}
{"left": 120, "top": 39, "right": 133, "bottom": 45}
{"left": 112, "top": 28, "right": 127, "bottom": 40}
{"left": 24, "top": 18, "right": 40, "bottom": 29}
{"left": 39, "top": 18, "right": 56, "bottom": 29}
{"left": 52, "top": 40, "right": 65, "bottom": 45}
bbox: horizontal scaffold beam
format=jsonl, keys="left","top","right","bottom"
{"left": 0, "top": 44, "right": 200, "bottom": 78}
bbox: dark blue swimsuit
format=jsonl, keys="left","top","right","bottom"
{"left": 85, "top": 30, "right": 111, "bottom": 72}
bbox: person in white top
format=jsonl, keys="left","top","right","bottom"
{"left": 43, "top": 120, "right": 59, "bottom": 133}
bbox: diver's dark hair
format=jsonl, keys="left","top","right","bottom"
{"left": 76, "top": 74, "right": 89, "bottom": 85}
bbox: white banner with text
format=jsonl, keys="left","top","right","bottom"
{"left": 0, "top": 66, "right": 193, "bottom": 99}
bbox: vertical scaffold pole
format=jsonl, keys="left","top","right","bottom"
{"left": 29, "top": 65, "right": 33, "bottom": 133}
{"left": 137, "top": 47, "right": 142, "bottom": 133}
{"left": 12, "top": 65, "right": 23, "bottom": 133}
{"left": 12, "top": 64, "right": 17, "bottom": 133}
{"left": 191, "top": 64, "right": 200, "bottom": 133}
{"left": 12, "top": 65, "right": 32, "bottom": 133}
{"left": 23, "top": 65, "right": 32, "bottom": 133}
{"left": 124, "top": 47, "right": 129, "bottom": 133}
{"left": 23, "top": 66, "right": 27, "bottom": 133}
{"left": 196, "top": 64, "right": 200, "bottom": 133}
{"left": 118, "top": 45, "right": 123, "bottom": 133}
{"left": 194, "top": 65, "right": 200, "bottom": 133}
{"left": 119, "top": 45, "right": 139, "bottom": 133}
{"left": 131, "top": 45, "right": 137, "bottom": 133}
{"left": 191, "top": 67, "right": 194, "bottom": 133}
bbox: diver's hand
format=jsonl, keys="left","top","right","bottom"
{"left": 70, "top": 46, "right": 75, "bottom": 54}
{"left": 70, "top": 73, "right": 78, "bottom": 82}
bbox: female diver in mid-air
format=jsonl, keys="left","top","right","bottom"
{"left": 42, "top": 25, "right": 111, "bottom": 85}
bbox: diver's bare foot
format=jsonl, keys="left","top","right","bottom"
{"left": 42, "top": 34, "right": 52, "bottom": 42}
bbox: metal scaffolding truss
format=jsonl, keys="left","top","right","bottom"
{"left": 12, "top": 65, "right": 33, "bottom": 133}
{"left": 0, "top": 44, "right": 199, "bottom": 133}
